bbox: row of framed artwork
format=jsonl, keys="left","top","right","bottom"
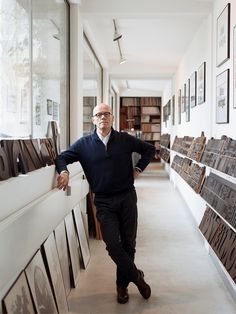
{"left": 1, "top": 204, "right": 90, "bottom": 314}
{"left": 163, "top": 61, "right": 206, "bottom": 125}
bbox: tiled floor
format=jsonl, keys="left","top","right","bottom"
{"left": 68, "top": 168, "right": 236, "bottom": 314}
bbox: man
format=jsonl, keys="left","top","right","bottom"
{"left": 55, "top": 103, "right": 155, "bottom": 304}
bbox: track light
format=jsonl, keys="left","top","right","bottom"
{"left": 113, "top": 19, "right": 122, "bottom": 41}
{"left": 113, "top": 31, "right": 122, "bottom": 41}
{"left": 120, "top": 57, "right": 126, "bottom": 64}
{"left": 113, "top": 19, "right": 126, "bottom": 64}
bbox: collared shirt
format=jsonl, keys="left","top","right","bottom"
{"left": 96, "top": 129, "right": 111, "bottom": 147}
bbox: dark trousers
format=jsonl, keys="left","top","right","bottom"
{"left": 94, "top": 188, "right": 139, "bottom": 287}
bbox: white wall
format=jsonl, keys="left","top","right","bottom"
{"left": 162, "top": 0, "right": 236, "bottom": 294}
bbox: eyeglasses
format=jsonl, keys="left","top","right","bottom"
{"left": 93, "top": 112, "right": 112, "bottom": 118}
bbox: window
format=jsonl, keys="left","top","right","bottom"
{"left": 0, "top": 0, "right": 69, "bottom": 149}
{"left": 83, "top": 34, "right": 102, "bottom": 136}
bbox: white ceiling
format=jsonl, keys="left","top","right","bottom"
{"left": 80, "top": 0, "right": 214, "bottom": 96}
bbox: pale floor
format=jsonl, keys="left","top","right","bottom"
{"left": 68, "top": 167, "right": 236, "bottom": 314}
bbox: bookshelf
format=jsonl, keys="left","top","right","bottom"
{"left": 120, "top": 97, "right": 161, "bottom": 161}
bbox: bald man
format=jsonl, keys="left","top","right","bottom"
{"left": 56, "top": 103, "right": 155, "bottom": 304}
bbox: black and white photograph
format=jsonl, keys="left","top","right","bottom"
{"left": 197, "top": 62, "right": 206, "bottom": 105}
{"left": 178, "top": 89, "right": 181, "bottom": 124}
{"left": 216, "top": 69, "right": 229, "bottom": 124}
{"left": 73, "top": 204, "right": 91, "bottom": 269}
{"left": 43, "top": 233, "right": 68, "bottom": 313}
{"left": 216, "top": 3, "right": 230, "bottom": 67}
{"left": 185, "top": 79, "right": 190, "bottom": 122}
{"left": 2, "top": 272, "right": 35, "bottom": 314}
{"left": 190, "top": 71, "right": 197, "bottom": 107}
{"left": 54, "top": 221, "right": 71, "bottom": 296}
{"left": 172, "top": 95, "right": 175, "bottom": 125}
{"left": 25, "top": 250, "right": 57, "bottom": 314}
{"left": 233, "top": 25, "right": 236, "bottom": 108}
{"left": 47, "top": 99, "right": 53, "bottom": 115}
{"left": 181, "top": 84, "right": 186, "bottom": 113}
{"left": 53, "top": 102, "right": 59, "bottom": 121}
{"left": 65, "top": 212, "right": 81, "bottom": 287}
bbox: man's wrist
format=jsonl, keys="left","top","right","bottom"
{"left": 134, "top": 167, "right": 142, "bottom": 173}
{"left": 60, "top": 170, "right": 69, "bottom": 175}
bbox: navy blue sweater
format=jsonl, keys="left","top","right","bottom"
{"left": 55, "top": 129, "right": 156, "bottom": 195}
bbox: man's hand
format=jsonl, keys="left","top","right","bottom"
{"left": 133, "top": 168, "right": 141, "bottom": 179}
{"left": 57, "top": 172, "right": 69, "bottom": 191}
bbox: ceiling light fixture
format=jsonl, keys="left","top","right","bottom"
{"left": 113, "top": 19, "right": 122, "bottom": 41}
{"left": 113, "top": 19, "right": 126, "bottom": 64}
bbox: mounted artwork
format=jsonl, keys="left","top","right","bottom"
{"left": 197, "top": 62, "right": 206, "bottom": 105}
{"left": 216, "top": 69, "right": 229, "bottom": 124}
{"left": 216, "top": 3, "right": 230, "bottom": 67}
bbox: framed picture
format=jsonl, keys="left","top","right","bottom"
{"left": 64, "top": 212, "right": 81, "bottom": 287}
{"left": 178, "top": 89, "right": 181, "bottom": 124}
{"left": 25, "top": 250, "right": 57, "bottom": 314}
{"left": 216, "top": 69, "right": 229, "bottom": 124}
{"left": 172, "top": 95, "right": 175, "bottom": 125}
{"left": 185, "top": 79, "right": 190, "bottom": 122}
{"left": 43, "top": 233, "right": 68, "bottom": 313}
{"left": 190, "top": 71, "right": 197, "bottom": 107}
{"left": 197, "top": 62, "right": 206, "bottom": 105}
{"left": 2, "top": 272, "right": 35, "bottom": 314}
{"left": 233, "top": 26, "right": 236, "bottom": 108}
{"left": 54, "top": 221, "right": 71, "bottom": 297}
{"left": 181, "top": 84, "right": 186, "bottom": 113}
{"left": 53, "top": 102, "right": 59, "bottom": 121}
{"left": 73, "top": 205, "right": 90, "bottom": 269}
{"left": 216, "top": 3, "right": 230, "bottom": 67}
{"left": 47, "top": 99, "right": 53, "bottom": 115}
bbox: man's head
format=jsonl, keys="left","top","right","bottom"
{"left": 92, "top": 103, "right": 114, "bottom": 134}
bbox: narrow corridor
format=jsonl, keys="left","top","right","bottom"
{"left": 68, "top": 167, "right": 236, "bottom": 314}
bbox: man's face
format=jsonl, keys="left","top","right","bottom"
{"left": 92, "top": 104, "right": 114, "bottom": 132}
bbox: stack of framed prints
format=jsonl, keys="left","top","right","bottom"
{"left": 73, "top": 204, "right": 90, "bottom": 269}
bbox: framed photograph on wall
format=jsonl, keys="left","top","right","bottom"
{"left": 47, "top": 99, "right": 53, "bottom": 115}
{"left": 197, "top": 62, "right": 206, "bottom": 105}
{"left": 216, "top": 69, "right": 229, "bottom": 124}
{"left": 233, "top": 25, "right": 236, "bottom": 108}
{"left": 185, "top": 79, "right": 190, "bottom": 122}
{"left": 190, "top": 71, "right": 197, "bottom": 107}
{"left": 216, "top": 3, "right": 230, "bottom": 67}
{"left": 178, "top": 89, "right": 181, "bottom": 124}
{"left": 172, "top": 95, "right": 175, "bottom": 125}
{"left": 181, "top": 84, "right": 186, "bottom": 113}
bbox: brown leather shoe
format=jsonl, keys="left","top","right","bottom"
{"left": 117, "top": 286, "right": 129, "bottom": 304}
{"left": 135, "top": 270, "right": 151, "bottom": 299}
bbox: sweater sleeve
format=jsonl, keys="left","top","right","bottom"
{"left": 55, "top": 140, "right": 81, "bottom": 174}
{"left": 127, "top": 134, "right": 156, "bottom": 171}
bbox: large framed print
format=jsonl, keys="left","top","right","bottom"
{"left": 73, "top": 205, "right": 90, "bottom": 269}
{"left": 234, "top": 25, "right": 236, "bottom": 108}
{"left": 197, "top": 62, "right": 206, "bottom": 105}
{"left": 54, "top": 221, "right": 71, "bottom": 296}
{"left": 43, "top": 233, "right": 68, "bottom": 313}
{"left": 2, "top": 272, "right": 35, "bottom": 314}
{"left": 185, "top": 79, "right": 190, "bottom": 122}
{"left": 25, "top": 250, "right": 57, "bottom": 314}
{"left": 190, "top": 71, "right": 197, "bottom": 107}
{"left": 216, "top": 3, "right": 230, "bottom": 67}
{"left": 172, "top": 95, "right": 175, "bottom": 125}
{"left": 181, "top": 84, "right": 186, "bottom": 113}
{"left": 216, "top": 69, "right": 229, "bottom": 124}
{"left": 178, "top": 89, "right": 181, "bottom": 124}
